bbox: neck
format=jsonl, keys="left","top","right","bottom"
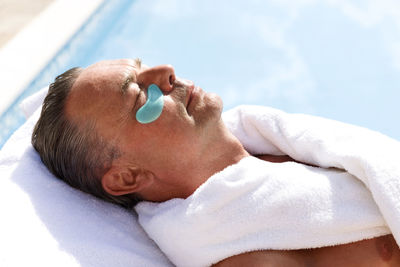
{"left": 207, "top": 126, "right": 249, "bottom": 174}
{"left": 141, "top": 120, "right": 249, "bottom": 202}
{"left": 186, "top": 120, "right": 249, "bottom": 196}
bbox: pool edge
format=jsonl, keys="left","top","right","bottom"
{"left": 0, "top": 0, "right": 105, "bottom": 116}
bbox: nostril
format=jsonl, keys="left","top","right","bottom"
{"left": 169, "top": 74, "right": 176, "bottom": 85}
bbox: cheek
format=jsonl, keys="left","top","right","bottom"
{"left": 130, "top": 98, "right": 199, "bottom": 161}
{"left": 136, "top": 116, "right": 188, "bottom": 151}
{"left": 156, "top": 98, "right": 192, "bottom": 130}
{"left": 144, "top": 121, "right": 198, "bottom": 160}
{"left": 162, "top": 97, "right": 187, "bottom": 116}
{"left": 133, "top": 127, "right": 197, "bottom": 172}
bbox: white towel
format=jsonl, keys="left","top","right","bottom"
{"left": 18, "top": 86, "right": 48, "bottom": 119}
{"left": 0, "top": 89, "right": 173, "bottom": 267}
{"left": 135, "top": 105, "right": 400, "bottom": 267}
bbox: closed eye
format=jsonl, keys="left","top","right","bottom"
{"left": 132, "top": 86, "right": 147, "bottom": 117}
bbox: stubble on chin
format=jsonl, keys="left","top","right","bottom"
{"left": 194, "top": 92, "right": 223, "bottom": 127}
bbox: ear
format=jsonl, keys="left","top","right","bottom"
{"left": 101, "top": 166, "right": 154, "bottom": 196}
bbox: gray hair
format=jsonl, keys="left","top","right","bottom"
{"left": 32, "top": 67, "right": 141, "bottom": 208}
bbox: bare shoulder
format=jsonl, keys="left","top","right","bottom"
{"left": 213, "top": 235, "right": 400, "bottom": 267}
{"left": 213, "top": 250, "right": 308, "bottom": 267}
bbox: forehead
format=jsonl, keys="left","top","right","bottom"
{"left": 89, "top": 58, "right": 136, "bottom": 69}
{"left": 65, "top": 59, "right": 136, "bottom": 129}
{"left": 71, "top": 58, "right": 138, "bottom": 95}
{"left": 78, "top": 59, "right": 135, "bottom": 84}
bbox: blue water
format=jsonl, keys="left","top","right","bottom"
{"left": 2, "top": 0, "right": 400, "bottom": 148}
{"left": 0, "top": 0, "right": 130, "bottom": 148}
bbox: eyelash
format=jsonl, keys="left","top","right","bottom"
{"left": 128, "top": 58, "right": 143, "bottom": 116}
{"left": 132, "top": 86, "right": 146, "bottom": 115}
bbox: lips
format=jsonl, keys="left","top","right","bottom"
{"left": 187, "top": 85, "right": 202, "bottom": 115}
{"left": 186, "top": 86, "right": 195, "bottom": 109}
{"left": 172, "top": 78, "right": 196, "bottom": 114}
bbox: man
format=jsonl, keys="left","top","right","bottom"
{"left": 32, "top": 59, "right": 400, "bottom": 266}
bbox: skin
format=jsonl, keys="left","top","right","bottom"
{"left": 66, "top": 59, "right": 400, "bottom": 266}
{"left": 66, "top": 59, "right": 249, "bottom": 201}
{"left": 214, "top": 235, "right": 400, "bottom": 267}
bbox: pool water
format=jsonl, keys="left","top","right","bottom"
{"left": 1, "top": 0, "right": 400, "bottom": 148}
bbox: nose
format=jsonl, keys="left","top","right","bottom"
{"left": 137, "top": 64, "right": 176, "bottom": 93}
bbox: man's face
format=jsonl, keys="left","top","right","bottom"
{"left": 66, "top": 59, "right": 224, "bottom": 200}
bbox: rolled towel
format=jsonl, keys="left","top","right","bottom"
{"left": 223, "top": 105, "right": 400, "bottom": 243}
{"left": 136, "top": 156, "right": 389, "bottom": 267}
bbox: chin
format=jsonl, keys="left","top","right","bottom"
{"left": 204, "top": 93, "right": 224, "bottom": 123}
{"left": 192, "top": 92, "right": 223, "bottom": 126}
{"left": 208, "top": 92, "right": 223, "bottom": 115}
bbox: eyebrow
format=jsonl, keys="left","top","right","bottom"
{"left": 121, "top": 75, "right": 132, "bottom": 94}
{"left": 120, "top": 58, "right": 142, "bottom": 94}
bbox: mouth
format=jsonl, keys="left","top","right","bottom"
{"left": 187, "top": 85, "right": 202, "bottom": 116}
{"left": 186, "top": 86, "right": 195, "bottom": 109}
{"left": 172, "top": 77, "right": 196, "bottom": 114}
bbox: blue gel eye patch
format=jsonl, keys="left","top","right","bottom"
{"left": 136, "top": 84, "right": 164, "bottom": 124}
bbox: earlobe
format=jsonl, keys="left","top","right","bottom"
{"left": 101, "top": 166, "right": 154, "bottom": 196}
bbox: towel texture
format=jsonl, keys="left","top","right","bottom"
{"left": 136, "top": 105, "right": 400, "bottom": 267}
{"left": 0, "top": 89, "right": 173, "bottom": 267}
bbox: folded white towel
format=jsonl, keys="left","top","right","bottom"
{"left": 136, "top": 105, "right": 400, "bottom": 267}
{"left": 224, "top": 105, "right": 400, "bottom": 241}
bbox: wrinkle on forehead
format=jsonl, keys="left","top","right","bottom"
{"left": 90, "top": 58, "right": 135, "bottom": 67}
{"left": 72, "top": 60, "right": 131, "bottom": 91}
{"left": 65, "top": 60, "right": 130, "bottom": 130}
